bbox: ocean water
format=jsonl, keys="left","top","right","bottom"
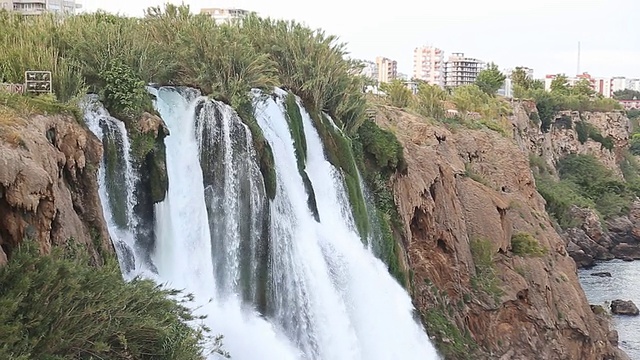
{"left": 578, "top": 260, "right": 640, "bottom": 358}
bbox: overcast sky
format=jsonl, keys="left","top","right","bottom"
{"left": 81, "top": 0, "right": 640, "bottom": 79}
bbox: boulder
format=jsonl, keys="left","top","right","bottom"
{"left": 611, "top": 243, "right": 640, "bottom": 260}
{"left": 610, "top": 300, "right": 639, "bottom": 316}
{"left": 567, "top": 241, "right": 595, "bottom": 268}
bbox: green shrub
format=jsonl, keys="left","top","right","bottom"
{"left": 0, "top": 242, "right": 224, "bottom": 360}
{"left": 510, "top": 233, "right": 547, "bottom": 257}
{"left": 574, "top": 120, "right": 614, "bottom": 150}
{"left": 536, "top": 176, "right": 594, "bottom": 228}
{"left": 630, "top": 133, "right": 640, "bottom": 156}
{"left": 538, "top": 154, "right": 634, "bottom": 226}
{"left": 357, "top": 119, "right": 406, "bottom": 174}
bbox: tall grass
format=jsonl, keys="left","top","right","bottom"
{"left": 0, "top": 5, "right": 366, "bottom": 133}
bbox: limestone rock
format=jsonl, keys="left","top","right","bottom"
{"left": 0, "top": 113, "right": 111, "bottom": 265}
{"left": 374, "top": 105, "right": 625, "bottom": 359}
{"left": 610, "top": 300, "right": 639, "bottom": 316}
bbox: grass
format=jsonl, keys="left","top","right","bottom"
{"left": 0, "top": 91, "right": 81, "bottom": 123}
{"left": 510, "top": 233, "right": 547, "bottom": 257}
{"left": 0, "top": 241, "right": 226, "bottom": 359}
{"left": 422, "top": 308, "right": 475, "bottom": 360}
{"left": 469, "top": 238, "right": 503, "bottom": 301}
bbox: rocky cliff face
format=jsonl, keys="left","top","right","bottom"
{"left": 512, "top": 103, "right": 629, "bottom": 177}
{"left": 511, "top": 103, "right": 640, "bottom": 268}
{"left": 0, "top": 113, "right": 111, "bottom": 266}
{"left": 375, "top": 107, "right": 628, "bottom": 359}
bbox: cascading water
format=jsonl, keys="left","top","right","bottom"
{"left": 83, "top": 95, "right": 151, "bottom": 280}
{"left": 254, "top": 89, "right": 439, "bottom": 359}
{"left": 150, "top": 87, "right": 300, "bottom": 360}
{"left": 89, "top": 85, "right": 439, "bottom": 359}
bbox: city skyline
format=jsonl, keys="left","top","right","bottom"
{"left": 80, "top": 0, "right": 640, "bottom": 79}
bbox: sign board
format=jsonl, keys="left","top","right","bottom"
{"left": 24, "top": 71, "right": 52, "bottom": 94}
{"left": 0, "top": 83, "right": 24, "bottom": 94}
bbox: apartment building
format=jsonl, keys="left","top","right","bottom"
{"left": 1, "top": 0, "right": 81, "bottom": 15}
{"left": 444, "top": 53, "right": 484, "bottom": 88}
{"left": 375, "top": 56, "right": 397, "bottom": 84}
{"left": 413, "top": 46, "right": 445, "bottom": 87}
{"left": 200, "top": 7, "right": 252, "bottom": 23}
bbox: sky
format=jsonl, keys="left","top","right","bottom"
{"left": 81, "top": 0, "right": 640, "bottom": 79}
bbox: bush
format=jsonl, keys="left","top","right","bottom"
{"left": 357, "top": 119, "right": 406, "bottom": 174}
{"left": 575, "top": 120, "right": 615, "bottom": 150}
{"left": 511, "top": 233, "right": 547, "bottom": 257}
{"left": 537, "top": 154, "right": 634, "bottom": 226}
{"left": 0, "top": 242, "right": 223, "bottom": 360}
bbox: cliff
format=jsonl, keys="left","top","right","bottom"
{"left": 0, "top": 111, "right": 111, "bottom": 266}
{"left": 511, "top": 103, "right": 640, "bottom": 267}
{"left": 374, "top": 106, "right": 629, "bottom": 359}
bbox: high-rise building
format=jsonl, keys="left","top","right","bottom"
{"left": 200, "top": 7, "right": 252, "bottom": 23}
{"left": 444, "top": 53, "right": 484, "bottom": 88}
{"left": 611, "top": 77, "right": 628, "bottom": 93}
{"left": 413, "top": 46, "right": 444, "bottom": 87}
{"left": 627, "top": 79, "right": 640, "bottom": 92}
{"left": 1, "top": 0, "right": 81, "bottom": 15}
{"left": 375, "top": 56, "right": 397, "bottom": 84}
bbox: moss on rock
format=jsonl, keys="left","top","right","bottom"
{"left": 235, "top": 100, "right": 277, "bottom": 200}
{"left": 284, "top": 93, "right": 319, "bottom": 221}
{"left": 308, "top": 110, "right": 369, "bottom": 238}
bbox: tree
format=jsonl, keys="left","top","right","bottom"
{"left": 451, "top": 84, "right": 489, "bottom": 115}
{"left": 380, "top": 79, "right": 412, "bottom": 108}
{"left": 511, "top": 67, "right": 531, "bottom": 89}
{"left": 613, "top": 89, "right": 640, "bottom": 100}
{"left": 413, "top": 83, "right": 447, "bottom": 119}
{"left": 475, "top": 62, "right": 506, "bottom": 95}
{"left": 550, "top": 74, "right": 570, "bottom": 95}
{"left": 572, "top": 78, "right": 595, "bottom": 97}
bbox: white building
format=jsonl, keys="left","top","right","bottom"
{"left": 498, "top": 78, "right": 513, "bottom": 98}
{"left": 200, "top": 7, "right": 252, "bottom": 23}
{"left": 360, "top": 60, "right": 378, "bottom": 82}
{"left": 627, "top": 79, "right": 640, "bottom": 92}
{"left": 611, "top": 77, "right": 628, "bottom": 93}
{"left": 1, "top": 0, "right": 81, "bottom": 15}
{"left": 413, "top": 46, "right": 445, "bottom": 87}
{"left": 444, "top": 52, "right": 484, "bottom": 88}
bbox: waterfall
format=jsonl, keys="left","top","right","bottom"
{"left": 151, "top": 87, "right": 300, "bottom": 360}
{"left": 83, "top": 95, "right": 151, "bottom": 280}
{"left": 88, "top": 86, "right": 439, "bottom": 359}
{"left": 254, "top": 90, "right": 439, "bottom": 359}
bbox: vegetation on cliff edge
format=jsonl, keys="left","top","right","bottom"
{"left": 0, "top": 241, "right": 225, "bottom": 359}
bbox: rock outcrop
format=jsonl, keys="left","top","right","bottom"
{"left": 0, "top": 113, "right": 111, "bottom": 265}
{"left": 511, "top": 103, "right": 640, "bottom": 267}
{"left": 610, "top": 300, "right": 639, "bottom": 316}
{"left": 374, "top": 107, "right": 628, "bottom": 359}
